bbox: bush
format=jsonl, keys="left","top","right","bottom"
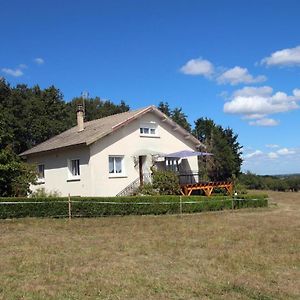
{"left": 30, "top": 187, "right": 61, "bottom": 198}
{"left": 135, "top": 183, "right": 158, "bottom": 196}
{"left": 0, "top": 194, "right": 268, "bottom": 219}
{"left": 152, "top": 169, "right": 180, "bottom": 195}
{"left": 234, "top": 182, "right": 248, "bottom": 194}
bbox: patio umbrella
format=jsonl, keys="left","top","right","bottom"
{"left": 164, "top": 150, "right": 213, "bottom": 158}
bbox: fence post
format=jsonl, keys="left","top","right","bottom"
{"left": 180, "top": 195, "right": 183, "bottom": 216}
{"left": 68, "top": 193, "right": 72, "bottom": 220}
{"left": 232, "top": 197, "right": 234, "bottom": 211}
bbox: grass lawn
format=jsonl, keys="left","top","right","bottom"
{"left": 0, "top": 191, "right": 299, "bottom": 300}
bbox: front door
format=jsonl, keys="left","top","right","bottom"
{"left": 139, "top": 156, "right": 144, "bottom": 186}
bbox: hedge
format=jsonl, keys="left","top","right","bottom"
{"left": 0, "top": 194, "right": 268, "bottom": 219}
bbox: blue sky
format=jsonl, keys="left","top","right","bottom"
{"left": 1, "top": 0, "right": 300, "bottom": 175}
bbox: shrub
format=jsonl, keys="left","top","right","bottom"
{"left": 152, "top": 169, "right": 180, "bottom": 195}
{"left": 30, "top": 187, "right": 61, "bottom": 198}
{"left": 135, "top": 183, "right": 158, "bottom": 196}
{"left": 234, "top": 182, "right": 248, "bottom": 194}
{"left": 0, "top": 194, "right": 268, "bottom": 219}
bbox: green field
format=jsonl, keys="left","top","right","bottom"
{"left": 0, "top": 191, "right": 299, "bottom": 299}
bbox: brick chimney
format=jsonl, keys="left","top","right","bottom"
{"left": 77, "top": 104, "right": 84, "bottom": 132}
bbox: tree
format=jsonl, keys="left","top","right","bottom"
{"left": 193, "top": 118, "right": 216, "bottom": 142}
{"left": 224, "top": 127, "right": 243, "bottom": 177}
{"left": 158, "top": 101, "right": 171, "bottom": 116}
{"left": 193, "top": 118, "right": 243, "bottom": 181}
{"left": 67, "top": 97, "right": 130, "bottom": 123}
{"left": 158, "top": 101, "right": 192, "bottom": 132}
{"left": 0, "top": 82, "right": 71, "bottom": 154}
{"left": 171, "top": 107, "right": 192, "bottom": 132}
{"left": 0, "top": 146, "right": 36, "bottom": 196}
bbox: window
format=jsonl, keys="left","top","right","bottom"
{"left": 165, "top": 158, "right": 179, "bottom": 172}
{"left": 37, "top": 164, "right": 45, "bottom": 182}
{"left": 71, "top": 159, "right": 80, "bottom": 176}
{"left": 140, "top": 122, "right": 158, "bottom": 136}
{"left": 109, "top": 156, "right": 124, "bottom": 176}
{"left": 68, "top": 159, "right": 80, "bottom": 180}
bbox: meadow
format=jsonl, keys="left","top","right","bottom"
{"left": 0, "top": 191, "right": 299, "bottom": 299}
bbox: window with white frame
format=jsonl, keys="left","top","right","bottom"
{"left": 140, "top": 122, "right": 158, "bottom": 136}
{"left": 109, "top": 156, "right": 124, "bottom": 175}
{"left": 68, "top": 159, "right": 80, "bottom": 179}
{"left": 165, "top": 158, "right": 179, "bottom": 172}
{"left": 37, "top": 164, "right": 45, "bottom": 181}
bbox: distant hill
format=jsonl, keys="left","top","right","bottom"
{"left": 273, "top": 174, "right": 300, "bottom": 178}
{"left": 239, "top": 172, "right": 300, "bottom": 192}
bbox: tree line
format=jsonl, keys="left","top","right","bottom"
{"left": 238, "top": 172, "right": 300, "bottom": 192}
{"left": 0, "top": 79, "right": 243, "bottom": 196}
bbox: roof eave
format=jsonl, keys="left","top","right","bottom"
{"left": 19, "top": 142, "right": 88, "bottom": 157}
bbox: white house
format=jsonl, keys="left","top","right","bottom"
{"left": 20, "top": 105, "right": 204, "bottom": 196}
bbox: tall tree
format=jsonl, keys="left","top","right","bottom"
{"left": 0, "top": 81, "right": 71, "bottom": 154}
{"left": 0, "top": 145, "right": 36, "bottom": 197}
{"left": 223, "top": 127, "right": 243, "bottom": 178}
{"left": 171, "top": 107, "right": 192, "bottom": 132}
{"left": 158, "top": 101, "right": 191, "bottom": 132}
{"left": 193, "top": 118, "right": 243, "bottom": 181}
{"left": 67, "top": 97, "right": 130, "bottom": 124}
{"left": 158, "top": 101, "right": 171, "bottom": 116}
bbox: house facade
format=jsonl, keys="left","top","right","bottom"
{"left": 21, "top": 106, "right": 203, "bottom": 196}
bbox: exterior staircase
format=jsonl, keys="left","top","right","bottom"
{"left": 116, "top": 174, "right": 152, "bottom": 196}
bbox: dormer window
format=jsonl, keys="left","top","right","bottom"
{"left": 140, "top": 122, "right": 158, "bottom": 137}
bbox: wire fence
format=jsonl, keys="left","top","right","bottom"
{"left": 0, "top": 197, "right": 268, "bottom": 219}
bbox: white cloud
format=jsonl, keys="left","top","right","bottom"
{"left": 19, "top": 64, "right": 27, "bottom": 69}
{"left": 244, "top": 150, "right": 263, "bottom": 159}
{"left": 242, "top": 147, "right": 300, "bottom": 174}
{"left": 217, "top": 66, "right": 266, "bottom": 85}
{"left": 277, "top": 148, "right": 296, "bottom": 155}
{"left": 180, "top": 58, "right": 214, "bottom": 77}
{"left": 181, "top": 57, "right": 267, "bottom": 86}
{"left": 249, "top": 118, "right": 279, "bottom": 127}
{"left": 244, "top": 147, "right": 299, "bottom": 160}
{"left": 268, "top": 152, "right": 279, "bottom": 159}
{"left": 243, "top": 114, "right": 267, "bottom": 120}
{"left": 1, "top": 68, "right": 23, "bottom": 77}
{"left": 261, "top": 45, "right": 300, "bottom": 67}
{"left": 266, "top": 147, "right": 296, "bottom": 159}
{"left": 233, "top": 86, "right": 273, "bottom": 98}
{"left": 34, "top": 57, "right": 45, "bottom": 65}
{"left": 266, "top": 144, "right": 279, "bottom": 149}
{"left": 223, "top": 86, "right": 300, "bottom": 126}
{"left": 293, "top": 88, "right": 300, "bottom": 98}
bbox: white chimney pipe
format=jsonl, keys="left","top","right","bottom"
{"left": 77, "top": 104, "right": 84, "bottom": 132}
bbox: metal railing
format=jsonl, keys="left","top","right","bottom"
{"left": 116, "top": 173, "right": 152, "bottom": 196}
{"left": 177, "top": 171, "right": 201, "bottom": 185}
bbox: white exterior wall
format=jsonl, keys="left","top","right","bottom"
{"left": 27, "top": 145, "right": 92, "bottom": 197}
{"left": 89, "top": 112, "right": 198, "bottom": 196}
